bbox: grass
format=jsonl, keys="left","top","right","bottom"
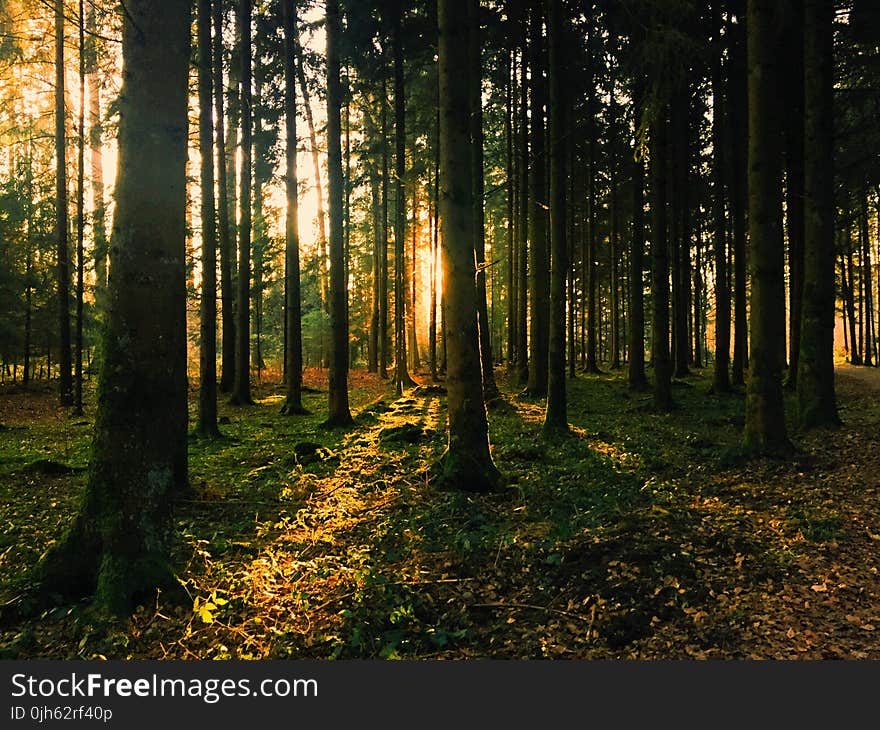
{"left": 2, "top": 364, "right": 880, "bottom": 659}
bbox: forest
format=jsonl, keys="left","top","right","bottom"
{"left": 0, "top": 0, "right": 879, "bottom": 661}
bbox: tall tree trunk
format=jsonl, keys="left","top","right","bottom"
{"left": 516, "top": 34, "right": 529, "bottom": 386}
{"left": 845, "top": 217, "right": 860, "bottom": 364}
{"left": 325, "top": 0, "right": 353, "bottom": 425}
{"left": 651, "top": 110, "right": 673, "bottom": 411}
{"left": 712, "top": 0, "right": 731, "bottom": 392}
{"left": 379, "top": 74, "right": 390, "bottom": 379}
{"left": 784, "top": 4, "right": 805, "bottom": 388}
{"left": 85, "top": 3, "right": 106, "bottom": 308}
{"left": 55, "top": 0, "right": 72, "bottom": 406}
{"left": 608, "top": 62, "right": 621, "bottom": 371}
{"left": 230, "top": 0, "right": 253, "bottom": 405}
{"left": 74, "top": 0, "right": 85, "bottom": 416}
{"left": 366, "top": 104, "right": 381, "bottom": 374}
{"left": 584, "top": 19, "right": 599, "bottom": 373}
{"left": 214, "top": 0, "right": 235, "bottom": 394}
{"left": 392, "top": 5, "right": 416, "bottom": 393}
{"left": 543, "top": 0, "right": 568, "bottom": 434}
{"left": 469, "top": 0, "right": 499, "bottom": 402}
{"left": 797, "top": 0, "right": 838, "bottom": 427}
{"left": 730, "top": 14, "right": 748, "bottom": 387}
{"left": 505, "top": 42, "right": 516, "bottom": 369}
{"left": 38, "top": 0, "right": 190, "bottom": 613}
{"left": 628, "top": 82, "right": 647, "bottom": 390}
{"left": 197, "top": 0, "right": 219, "bottom": 436}
{"left": 671, "top": 87, "right": 691, "bottom": 379}
{"left": 861, "top": 189, "right": 873, "bottom": 366}
{"left": 526, "top": 1, "right": 549, "bottom": 396}
{"left": 430, "top": 127, "right": 439, "bottom": 382}
{"left": 743, "top": 0, "right": 789, "bottom": 453}
{"left": 281, "top": 0, "right": 305, "bottom": 415}
{"left": 436, "top": 0, "right": 500, "bottom": 492}
{"left": 24, "top": 135, "right": 33, "bottom": 386}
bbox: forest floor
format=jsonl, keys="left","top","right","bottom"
{"left": 1, "top": 363, "right": 880, "bottom": 659}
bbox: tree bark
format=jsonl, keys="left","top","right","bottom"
{"left": 543, "top": 0, "right": 568, "bottom": 434}
{"left": 230, "top": 0, "right": 253, "bottom": 405}
{"left": 744, "top": 0, "right": 789, "bottom": 453}
{"left": 74, "top": 0, "right": 85, "bottom": 416}
{"left": 55, "top": 0, "right": 72, "bottom": 406}
{"left": 38, "top": 0, "right": 190, "bottom": 613}
{"left": 214, "top": 0, "right": 235, "bottom": 394}
{"left": 651, "top": 110, "right": 673, "bottom": 411}
{"left": 712, "top": 0, "right": 731, "bottom": 393}
{"left": 325, "top": 0, "right": 353, "bottom": 425}
{"left": 628, "top": 82, "right": 647, "bottom": 390}
{"left": 437, "top": 0, "right": 500, "bottom": 491}
{"left": 281, "top": 0, "right": 305, "bottom": 414}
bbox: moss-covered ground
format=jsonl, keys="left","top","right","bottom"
{"left": 2, "top": 364, "right": 880, "bottom": 659}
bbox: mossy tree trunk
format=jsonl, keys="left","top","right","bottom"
{"left": 743, "top": 0, "right": 789, "bottom": 454}
{"left": 437, "top": 0, "right": 500, "bottom": 492}
{"left": 797, "top": 0, "right": 839, "bottom": 428}
{"left": 38, "top": 0, "right": 190, "bottom": 614}
{"left": 325, "top": 0, "right": 353, "bottom": 426}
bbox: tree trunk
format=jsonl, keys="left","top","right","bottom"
{"left": 584, "top": 20, "right": 599, "bottom": 373}
{"left": 281, "top": 0, "right": 305, "bottom": 415}
{"left": 469, "top": 0, "right": 500, "bottom": 402}
{"left": 366, "top": 104, "right": 381, "bottom": 375}
{"left": 74, "top": 0, "right": 85, "bottom": 416}
{"left": 712, "top": 0, "right": 731, "bottom": 393}
{"left": 730, "top": 14, "right": 749, "bottom": 387}
{"left": 784, "top": 4, "right": 805, "bottom": 388}
{"left": 743, "top": 0, "right": 789, "bottom": 454}
{"left": 628, "top": 82, "right": 647, "bottom": 390}
{"left": 651, "top": 110, "right": 673, "bottom": 411}
{"left": 380, "top": 74, "right": 390, "bottom": 379}
{"left": 38, "top": 0, "right": 190, "bottom": 613}
{"left": 325, "top": 0, "right": 353, "bottom": 425}
{"left": 543, "top": 0, "right": 568, "bottom": 434}
{"left": 196, "top": 0, "right": 219, "bottom": 436}
{"left": 55, "top": 0, "right": 72, "bottom": 407}
{"left": 392, "top": 6, "right": 416, "bottom": 393}
{"left": 797, "top": 0, "right": 838, "bottom": 428}
{"left": 214, "top": 0, "right": 235, "bottom": 394}
{"left": 230, "top": 0, "right": 253, "bottom": 405}
{"left": 861, "top": 189, "right": 873, "bottom": 366}
{"left": 436, "top": 0, "right": 500, "bottom": 492}
{"left": 86, "top": 2, "right": 107, "bottom": 308}
{"left": 516, "top": 31, "right": 529, "bottom": 387}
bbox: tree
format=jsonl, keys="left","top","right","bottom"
{"left": 214, "top": 0, "right": 235, "bottom": 394}
{"left": 627, "top": 80, "right": 647, "bottom": 391}
{"left": 74, "top": 0, "right": 85, "bottom": 416}
{"left": 743, "top": 0, "right": 789, "bottom": 453}
{"left": 711, "top": 0, "right": 731, "bottom": 394}
{"left": 325, "top": 0, "right": 353, "bottom": 426}
{"left": 392, "top": 2, "right": 416, "bottom": 394}
{"left": 38, "top": 0, "right": 191, "bottom": 613}
{"left": 281, "top": 0, "right": 306, "bottom": 416}
{"left": 436, "top": 0, "right": 500, "bottom": 492}
{"left": 651, "top": 108, "right": 673, "bottom": 411}
{"left": 55, "top": 0, "right": 72, "bottom": 406}
{"left": 543, "top": 0, "right": 568, "bottom": 434}
{"left": 230, "top": 0, "right": 254, "bottom": 406}
{"left": 797, "top": 0, "right": 838, "bottom": 428}
{"left": 197, "top": 0, "right": 220, "bottom": 436}
{"left": 526, "top": 1, "right": 549, "bottom": 396}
